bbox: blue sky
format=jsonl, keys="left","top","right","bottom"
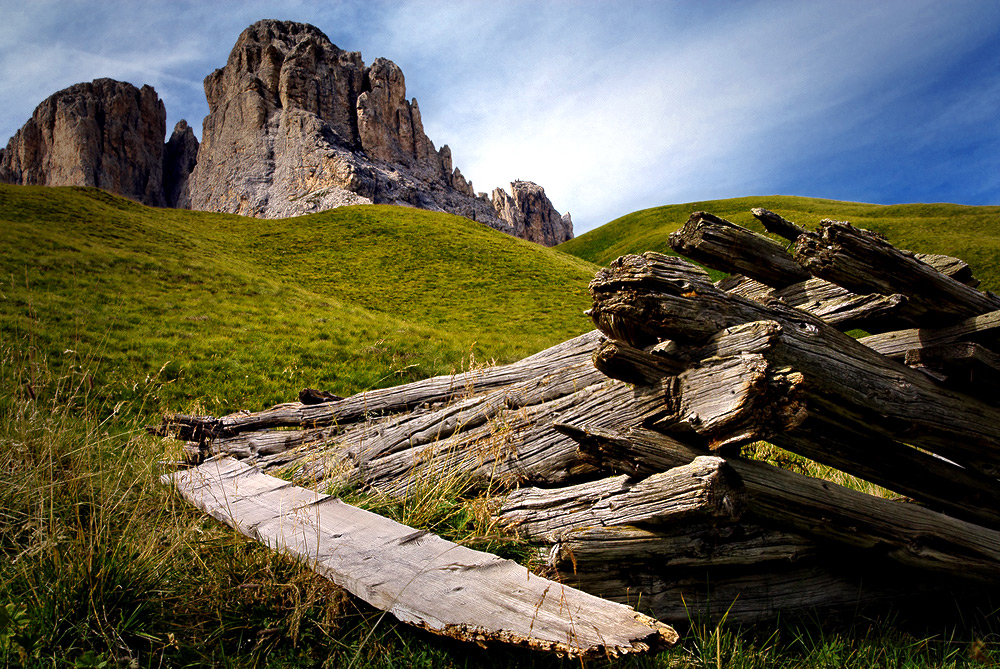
{"left": 2, "top": 0, "right": 1000, "bottom": 234}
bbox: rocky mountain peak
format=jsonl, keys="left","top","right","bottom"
{"left": 0, "top": 78, "right": 167, "bottom": 206}
{"left": 1, "top": 20, "right": 574, "bottom": 246}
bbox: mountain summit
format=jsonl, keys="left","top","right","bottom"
{"left": 0, "top": 19, "right": 572, "bottom": 246}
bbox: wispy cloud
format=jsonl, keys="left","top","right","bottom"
{"left": 1, "top": 0, "right": 999, "bottom": 232}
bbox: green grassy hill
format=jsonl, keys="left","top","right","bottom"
{"left": 559, "top": 195, "right": 1000, "bottom": 291}
{"left": 0, "top": 184, "right": 597, "bottom": 415}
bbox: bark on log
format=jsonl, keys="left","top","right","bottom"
{"left": 793, "top": 220, "right": 1000, "bottom": 324}
{"left": 589, "top": 253, "right": 1000, "bottom": 478}
{"left": 669, "top": 211, "right": 811, "bottom": 288}
{"left": 164, "top": 457, "right": 678, "bottom": 657}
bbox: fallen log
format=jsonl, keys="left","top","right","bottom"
{"left": 558, "top": 425, "right": 1000, "bottom": 583}
{"left": 721, "top": 275, "right": 909, "bottom": 333}
{"left": 793, "top": 220, "right": 1000, "bottom": 324}
{"left": 588, "top": 253, "right": 1000, "bottom": 478}
{"left": 152, "top": 330, "right": 603, "bottom": 442}
{"left": 499, "top": 456, "right": 747, "bottom": 538}
{"left": 669, "top": 211, "right": 810, "bottom": 288}
{"left": 751, "top": 207, "right": 808, "bottom": 242}
{"left": 904, "top": 342, "right": 1000, "bottom": 400}
{"left": 164, "top": 457, "right": 677, "bottom": 657}
{"left": 860, "top": 309, "right": 1000, "bottom": 360}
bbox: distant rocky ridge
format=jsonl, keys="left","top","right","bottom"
{"left": 0, "top": 20, "right": 572, "bottom": 245}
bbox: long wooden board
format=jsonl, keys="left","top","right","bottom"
{"left": 163, "top": 457, "right": 677, "bottom": 658}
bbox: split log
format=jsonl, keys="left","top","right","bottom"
{"left": 558, "top": 425, "right": 1000, "bottom": 583}
{"left": 588, "top": 253, "right": 1000, "bottom": 478}
{"left": 562, "top": 558, "right": 967, "bottom": 625}
{"left": 721, "top": 275, "right": 909, "bottom": 333}
{"left": 164, "top": 457, "right": 677, "bottom": 657}
{"left": 152, "top": 330, "right": 603, "bottom": 442}
{"left": 793, "top": 220, "right": 1000, "bottom": 324}
{"left": 668, "top": 211, "right": 810, "bottom": 288}
{"left": 751, "top": 207, "right": 808, "bottom": 241}
{"left": 915, "top": 253, "right": 980, "bottom": 287}
{"left": 280, "top": 382, "right": 606, "bottom": 496}
{"left": 905, "top": 342, "right": 1000, "bottom": 400}
{"left": 553, "top": 373, "right": 1000, "bottom": 529}
{"left": 499, "top": 457, "right": 746, "bottom": 538}
{"left": 860, "top": 309, "right": 1000, "bottom": 360}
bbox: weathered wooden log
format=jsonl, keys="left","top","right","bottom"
{"left": 589, "top": 253, "right": 1000, "bottom": 478}
{"left": 499, "top": 457, "right": 746, "bottom": 539}
{"left": 558, "top": 425, "right": 1000, "bottom": 584}
{"left": 669, "top": 211, "right": 811, "bottom": 288}
{"left": 751, "top": 207, "right": 808, "bottom": 241}
{"left": 151, "top": 330, "right": 603, "bottom": 441}
{"left": 536, "top": 521, "right": 815, "bottom": 573}
{"left": 553, "top": 374, "right": 1000, "bottom": 529}
{"left": 721, "top": 275, "right": 910, "bottom": 332}
{"left": 562, "top": 558, "right": 968, "bottom": 625}
{"left": 915, "top": 253, "right": 980, "bottom": 287}
{"left": 281, "top": 382, "right": 606, "bottom": 496}
{"left": 860, "top": 309, "right": 1000, "bottom": 360}
{"left": 164, "top": 457, "right": 678, "bottom": 657}
{"left": 905, "top": 342, "right": 1000, "bottom": 400}
{"left": 793, "top": 220, "right": 1000, "bottom": 324}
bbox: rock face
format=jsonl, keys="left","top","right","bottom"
{"left": 184, "top": 19, "right": 507, "bottom": 229}
{"left": 0, "top": 78, "right": 167, "bottom": 207}
{"left": 492, "top": 181, "right": 574, "bottom": 246}
{"left": 163, "top": 120, "right": 199, "bottom": 208}
{"left": 1, "top": 20, "right": 575, "bottom": 246}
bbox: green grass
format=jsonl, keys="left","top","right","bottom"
{"left": 559, "top": 195, "right": 1000, "bottom": 291}
{"left": 2, "top": 184, "right": 999, "bottom": 666}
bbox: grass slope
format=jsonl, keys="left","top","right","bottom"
{"left": 559, "top": 195, "right": 1000, "bottom": 291}
{"left": 0, "top": 184, "right": 597, "bottom": 415}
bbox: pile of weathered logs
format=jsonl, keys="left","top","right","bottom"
{"left": 155, "top": 208, "right": 1000, "bottom": 626}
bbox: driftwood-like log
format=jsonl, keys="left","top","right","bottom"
{"left": 562, "top": 558, "right": 965, "bottom": 625}
{"left": 589, "top": 253, "right": 1000, "bottom": 478}
{"left": 722, "top": 275, "right": 909, "bottom": 333}
{"left": 793, "top": 220, "right": 1000, "bottom": 324}
{"left": 905, "top": 342, "right": 1000, "bottom": 400}
{"left": 165, "top": 458, "right": 678, "bottom": 657}
{"left": 751, "top": 207, "right": 808, "bottom": 241}
{"left": 915, "top": 253, "right": 980, "bottom": 287}
{"left": 669, "top": 211, "right": 810, "bottom": 288}
{"left": 554, "top": 375, "right": 1000, "bottom": 529}
{"left": 558, "top": 425, "right": 1000, "bottom": 583}
{"left": 499, "top": 457, "right": 746, "bottom": 539}
{"left": 860, "top": 309, "right": 1000, "bottom": 360}
{"left": 153, "top": 330, "right": 603, "bottom": 442}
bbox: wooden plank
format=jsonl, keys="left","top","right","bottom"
{"left": 905, "top": 342, "right": 1000, "bottom": 401}
{"left": 669, "top": 211, "right": 811, "bottom": 288}
{"left": 163, "top": 457, "right": 678, "bottom": 658}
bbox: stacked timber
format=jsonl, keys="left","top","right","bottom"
{"left": 154, "top": 208, "right": 1000, "bottom": 628}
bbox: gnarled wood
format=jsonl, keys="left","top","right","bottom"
{"left": 669, "top": 211, "right": 810, "bottom": 288}
{"left": 860, "top": 310, "right": 1000, "bottom": 360}
{"left": 793, "top": 220, "right": 1000, "bottom": 324}
{"left": 165, "top": 457, "right": 678, "bottom": 657}
{"left": 751, "top": 207, "right": 808, "bottom": 241}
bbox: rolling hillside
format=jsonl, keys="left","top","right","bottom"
{"left": 559, "top": 195, "right": 1000, "bottom": 291}
{"left": 0, "top": 185, "right": 597, "bottom": 415}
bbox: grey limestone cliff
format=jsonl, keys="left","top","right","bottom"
{"left": 0, "top": 78, "right": 167, "bottom": 207}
